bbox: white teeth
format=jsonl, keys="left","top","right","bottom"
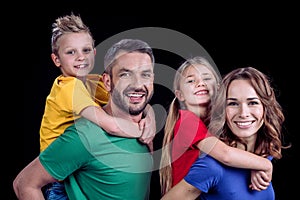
{"left": 195, "top": 91, "right": 207, "bottom": 95}
{"left": 128, "top": 94, "right": 143, "bottom": 97}
{"left": 236, "top": 121, "right": 252, "bottom": 126}
{"left": 76, "top": 64, "right": 87, "bottom": 68}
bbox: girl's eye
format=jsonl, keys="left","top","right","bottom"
{"left": 186, "top": 79, "right": 195, "bottom": 83}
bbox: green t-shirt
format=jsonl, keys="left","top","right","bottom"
{"left": 40, "top": 118, "right": 153, "bottom": 200}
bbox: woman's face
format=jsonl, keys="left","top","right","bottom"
{"left": 226, "top": 79, "right": 264, "bottom": 143}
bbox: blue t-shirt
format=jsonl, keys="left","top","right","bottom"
{"left": 184, "top": 154, "right": 275, "bottom": 200}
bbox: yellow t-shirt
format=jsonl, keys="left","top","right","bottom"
{"left": 39, "top": 74, "right": 109, "bottom": 152}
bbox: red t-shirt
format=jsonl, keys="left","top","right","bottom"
{"left": 171, "top": 109, "right": 210, "bottom": 186}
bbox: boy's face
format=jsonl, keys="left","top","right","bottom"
{"left": 104, "top": 52, "right": 154, "bottom": 116}
{"left": 51, "top": 32, "right": 95, "bottom": 78}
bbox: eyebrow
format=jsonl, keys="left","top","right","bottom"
{"left": 227, "top": 97, "right": 259, "bottom": 101}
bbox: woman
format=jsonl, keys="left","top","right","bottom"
{"left": 161, "top": 67, "right": 288, "bottom": 200}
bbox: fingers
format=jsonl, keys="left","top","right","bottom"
{"left": 139, "top": 135, "right": 155, "bottom": 144}
{"left": 250, "top": 170, "right": 270, "bottom": 191}
{"left": 147, "top": 142, "right": 153, "bottom": 154}
{"left": 138, "top": 119, "right": 156, "bottom": 143}
{"left": 139, "top": 118, "right": 146, "bottom": 130}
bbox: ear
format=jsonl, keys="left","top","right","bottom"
{"left": 175, "top": 90, "right": 185, "bottom": 101}
{"left": 51, "top": 53, "right": 61, "bottom": 68}
{"left": 102, "top": 73, "right": 112, "bottom": 92}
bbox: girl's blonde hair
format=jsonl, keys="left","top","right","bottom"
{"left": 159, "top": 56, "right": 220, "bottom": 195}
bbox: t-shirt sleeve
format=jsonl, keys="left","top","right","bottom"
{"left": 58, "top": 78, "right": 99, "bottom": 116}
{"left": 184, "top": 155, "right": 222, "bottom": 193}
{"left": 86, "top": 74, "right": 109, "bottom": 107}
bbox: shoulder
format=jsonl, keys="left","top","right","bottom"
{"left": 190, "top": 155, "right": 223, "bottom": 176}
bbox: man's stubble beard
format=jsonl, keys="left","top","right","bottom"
{"left": 110, "top": 82, "right": 153, "bottom": 116}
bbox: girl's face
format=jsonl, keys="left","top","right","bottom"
{"left": 176, "top": 64, "right": 217, "bottom": 113}
{"left": 226, "top": 79, "right": 264, "bottom": 144}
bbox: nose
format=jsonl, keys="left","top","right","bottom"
{"left": 239, "top": 103, "right": 250, "bottom": 118}
{"left": 197, "top": 78, "right": 207, "bottom": 87}
{"left": 76, "top": 51, "right": 86, "bottom": 60}
{"left": 131, "top": 74, "right": 144, "bottom": 87}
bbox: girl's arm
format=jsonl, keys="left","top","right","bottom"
{"left": 197, "top": 136, "right": 272, "bottom": 182}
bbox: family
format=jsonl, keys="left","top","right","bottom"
{"left": 14, "top": 13, "right": 287, "bottom": 200}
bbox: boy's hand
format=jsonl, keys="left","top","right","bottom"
{"left": 138, "top": 105, "right": 156, "bottom": 153}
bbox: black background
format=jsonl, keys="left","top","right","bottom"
{"left": 10, "top": 3, "right": 298, "bottom": 200}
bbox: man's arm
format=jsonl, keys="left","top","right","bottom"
{"left": 161, "top": 179, "right": 201, "bottom": 200}
{"left": 13, "top": 157, "right": 57, "bottom": 200}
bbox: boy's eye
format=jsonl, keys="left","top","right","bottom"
{"left": 67, "top": 50, "right": 75, "bottom": 55}
{"left": 83, "top": 48, "right": 93, "bottom": 54}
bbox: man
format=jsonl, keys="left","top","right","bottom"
{"left": 13, "top": 39, "right": 155, "bottom": 200}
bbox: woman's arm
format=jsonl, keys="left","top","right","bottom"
{"left": 161, "top": 179, "right": 201, "bottom": 200}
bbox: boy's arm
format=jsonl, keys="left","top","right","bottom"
{"left": 197, "top": 136, "right": 272, "bottom": 177}
{"left": 139, "top": 104, "right": 156, "bottom": 144}
{"left": 81, "top": 106, "right": 142, "bottom": 138}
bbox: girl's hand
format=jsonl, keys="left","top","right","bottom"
{"left": 249, "top": 170, "right": 271, "bottom": 191}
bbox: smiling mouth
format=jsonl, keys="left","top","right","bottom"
{"left": 75, "top": 64, "right": 88, "bottom": 69}
{"left": 127, "top": 93, "right": 144, "bottom": 97}
{"left": 195, "top": 90, "right": 208, "bottom": 95}
{"left": 235, "top": 121, "right": 255, "bottom": 128}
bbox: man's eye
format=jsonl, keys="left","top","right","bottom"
{"left": 120, "top": 72, "right": 131, "bottom": 78}
{"left": 142, "top": 73, "right": 153, "bottom": 79}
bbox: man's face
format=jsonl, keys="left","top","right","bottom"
{"left": 106, "top": 52, "right": 154, "bottom": 116}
